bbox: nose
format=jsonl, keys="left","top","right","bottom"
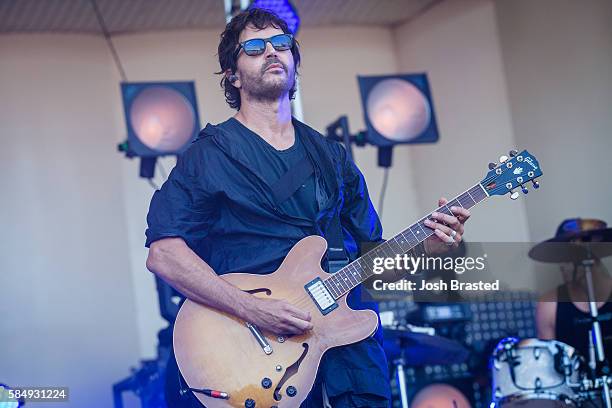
{"left": 263, "top": 40, "right": 278, "bottom": 59}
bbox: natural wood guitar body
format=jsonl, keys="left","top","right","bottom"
{"left": 173, "top": 235, "right": 379, "bottom": 408}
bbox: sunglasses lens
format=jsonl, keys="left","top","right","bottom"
{"left": 271, "top": 34, "right": 292, "bottom": 50}
{"left": 243, "top": 39, "right": 265, "bottom": 55}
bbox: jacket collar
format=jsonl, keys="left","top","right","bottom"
{"left": 196, "top": 117, "right": 328, "bottom": 182}
{"left": 196, "top": 117, "right": 341, "bottom": 224}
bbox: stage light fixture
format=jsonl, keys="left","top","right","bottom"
{"left": 357, "top": 73, "right": 439, "bottom": 167}
{"left": 249, "top": 0, "right": 300, "bottom": 34}
{"left": 118, "top": 81, "right": 201, "bottom": 179}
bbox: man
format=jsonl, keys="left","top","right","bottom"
{"left": 145, "top": 8, "right": 470, "bottom": 407}
{"left": 534, "top": 218, "right": 612, "bottom": 360}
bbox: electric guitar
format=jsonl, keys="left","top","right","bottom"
{"left": 173, "top": 150, "right": 543, "bottom": 407}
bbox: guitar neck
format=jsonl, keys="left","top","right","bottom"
{"left": 323, "top": 183, "right": 489, "bottom": 300}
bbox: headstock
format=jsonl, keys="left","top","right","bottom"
{"left": 481, "top": 149, "right": 542, "bottom": 199}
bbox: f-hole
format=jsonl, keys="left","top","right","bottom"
{"left": 273, "top": 343, "right": 309, "bottom": 401}
{"left": 245, "top": 288, "right": 272, "bottom": 296}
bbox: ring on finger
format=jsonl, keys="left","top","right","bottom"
{"left": 450, "top": 230, "right": 457, "bottom": 238}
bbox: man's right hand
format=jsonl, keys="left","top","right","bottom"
{"left": 244, "top": 297, "right": 313, "bottom": 335}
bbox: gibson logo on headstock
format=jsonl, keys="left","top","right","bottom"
{"left": 524, "top": 156, "right": 538, "bottom": 170}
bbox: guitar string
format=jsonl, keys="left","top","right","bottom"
{"left": 259, "top": 166, "right": 537, "bottom": 328}
{"left": 285, "top": 183, "right": 489, "bottom": 311}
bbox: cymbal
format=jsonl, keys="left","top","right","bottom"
{"left": 529, "top": 240, "right": 612, "bottom": 263}
{"left": 383, "top": 328, "right": 469, "bottom": 366}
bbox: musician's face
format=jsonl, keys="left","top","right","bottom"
{"left": 560, "top": 263, "right": 577, "bottom": 283}
{"left": 233, "top": 24, "right": 295, "bottom": 103}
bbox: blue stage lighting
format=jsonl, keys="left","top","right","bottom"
{"left": 249, "top": 0, "right": 300, "bottom": 35}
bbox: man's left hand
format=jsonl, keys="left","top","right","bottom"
{"left": 423, "top": 197, "right": 470, "bottom": 255}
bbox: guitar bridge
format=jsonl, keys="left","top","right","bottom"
{"left": 304, "top": 277, "right": 337, "bottom": 315}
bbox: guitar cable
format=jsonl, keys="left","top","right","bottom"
{"left": 178, "top": 373, "right": 229, "bottom": 400}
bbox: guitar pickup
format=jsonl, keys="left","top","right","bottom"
{"left": 305, "top": 277, "right": 338, "bottom": 315}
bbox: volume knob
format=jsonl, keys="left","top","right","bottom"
{"left": 261, "top": 378, "right": 272, "bottom": 389}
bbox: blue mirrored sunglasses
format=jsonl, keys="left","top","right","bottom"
{"left": 234, "top": 33, "right": 294, "bottom": 58}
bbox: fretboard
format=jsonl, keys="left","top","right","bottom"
{"left": 323, "top": 183, "right": 489, "bottom": 299}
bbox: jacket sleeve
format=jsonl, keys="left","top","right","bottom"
{"left": 339, "top": 146, "right": 384, "bottom": 247}
{"left": 145, "top": 144, "right": 218, "bottom": 250}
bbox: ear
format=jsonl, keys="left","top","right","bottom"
{"left": 225, "top": 70, "right": 241, "bottom": 88}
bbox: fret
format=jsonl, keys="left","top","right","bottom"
{"left": 324, "top": 280, "right": 339, "bottom": 298}
{"left": 398, "top": 232, "right": 415, "bottom": 253}
{"left": 458, "top": 192, "right": 475, "bottom": 208}
{"left": 386, "top": 237, "right": 404, "bottom": 255}
{"left": 404, "top": 230, "right": 419, "bottom": 248}
{"left": 469, "top": 185, "right": 487, "bottom": 203}
{"left": 438, "top": 205, "right": 454, "bottom": 217}
{"left": 416, "top": 219, "right": 434, "bottom": 238}
{"left": 339, "top": 270, "right": 353, "bottom": 289}
{"left": 405, "top": 228, "right": 420, "bottom": 246}
{"left": 478, "top": 183, "right": 490, "bottom": 197}
{"left": 334, "top": 273, "right": 349, "bottom": 292}
{"left": 346, "top": 267, "right": 359, "bottom": 286}
{"left": 395, "top": 231, "right": 410, "bottom": 250}
{"left": 430, "top": 208, "right": 450, "bottom": 228}
{"left": 447, "top": 198, "right": 463, "bottom": 209}
{"left": 409, "top": 223, "right": 426, "bottom": 242}
{"left": 416, "top": 219, "right": 429, "bottom": 236}
{"left": 375, "top": 243, "right": 392, "bottom": 260}
{"left": 465, "top": 189, "right": 477, "bottom": 206}
{"left": 347, "top": 264, "right": 362, "bottom": 283}
{"left": 332, "top": 277, "right": 343, "bottom": 294}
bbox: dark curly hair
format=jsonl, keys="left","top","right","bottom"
{"left": 216, "top": 8, "right": 301, "bottom": 110}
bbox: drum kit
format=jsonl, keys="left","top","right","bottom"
{"left": 383, "top": 219, "right": 612, "bottom": 408}
{"left": 491, "top": 337, "right": 605, "bottom": 407}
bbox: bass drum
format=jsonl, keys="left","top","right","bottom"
{"left": 491, "top": 337, "right": 585, "bottom": 407}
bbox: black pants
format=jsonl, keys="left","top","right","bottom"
{"left": 164, "top": 347, "right": 390, "bottom": 408}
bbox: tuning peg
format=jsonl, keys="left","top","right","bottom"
{"left": 510, "top": 191, "right": 520, "bottom": 200}
{"left": 509, "top": 149, "right": 518, "bottom": 157}
{"left": 488, "top": 162, "right": 497, "bottom": 170}
{"left": 499, "top": 155, "right": 509, "bottom": 163}
{"left": 532, "top": 180, "right": 540, "bottom": 189}
{"left": 521, "top": 185, "right": 529, "bottom": 194}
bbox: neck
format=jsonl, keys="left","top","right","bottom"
{"left": 235, "top": 95, "right": 293, "bottom": 138}
{"left": 323, "top": 183, "right": 489, "bottom": 300}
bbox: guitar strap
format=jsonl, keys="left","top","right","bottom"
{"left": 326, "top": 213, "right": 349, "bottom": 273}
{"left": 270, "top": 155, "right": 314, "bottom": 204}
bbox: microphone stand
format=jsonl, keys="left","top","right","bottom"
{"left": 582, "top": 244, "right": 611, "bottom": 408}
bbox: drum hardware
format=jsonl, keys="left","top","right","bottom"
{"left": 580, "top": 247, "right": 611, "bottom": 408}
{"left": 383, "top": 322, "right": 470, "bottom": 408}
{"left": 528, "top": 223, "right": 612, "bottom": 408}
{"left": 491, "top": 338, "right": 587, "bottom": 407}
